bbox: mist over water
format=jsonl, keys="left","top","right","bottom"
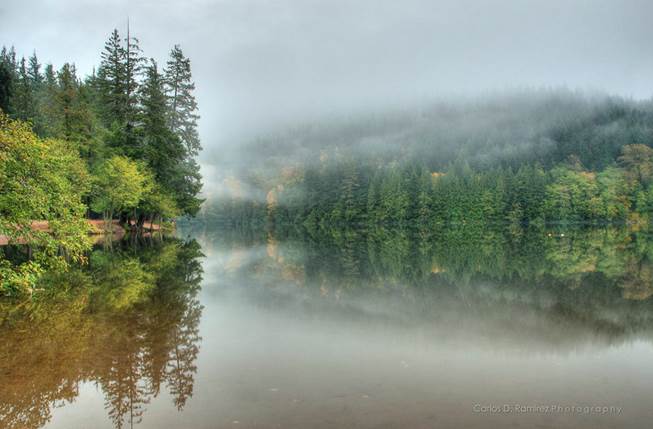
{"left": 3, "top": 1, "right": 653, "bottom": 428}
{"left": 3, "top": 226, "right": 653, "bottom": 428}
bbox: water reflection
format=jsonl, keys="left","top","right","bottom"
{"left": 3, "top": 226, "right": 653, "bottom": 428}
{"left": 0, "top": 237, "right": 204, "bottom": 429}
{"left": 187, "top": 226, "right": 653, "bottom": 428}
{"left": 196, "top": 226, "right": 653, "bottom": 352}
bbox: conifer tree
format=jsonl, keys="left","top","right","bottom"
{"left": 13, "top": 57, "right": 36, "bottom": 122}
{"left": 171, "top": 158, "right": 203, "bottom": 216}
{"left": 161, "top": 45, "right": 203, "bottom": 216}
{"left": 25, "top": 52, "right": 48, "bottom": 135}
{"left": 339, "top": 157, "right": 361, "bottom": 222}
{"left": 124, "top": 23, "right": 145, "bottom": 129}
{"left": 43, "top": 63, "right": 56, "bottom": 87}
{"left": 27, "top": 53, "right": 42, "bottom": 86}
{"left": 96, "top": 27, "right": 145, "bottom": 156}
{"left": 38, "top": 63, "right": 60, "bottom": 137}
{"left": 140, "top": 59, "right": 183, "bottom": 184}
{"left": 0, "top": 54, "right": 14, "bottom": 113}
{"left": 416, "top": 167, "right": 433, "bottom": 226}
{"left": 56, "top": 63, "right": 97, "bottom": 144}
{"left": 0, "top": 46, "right": 17, "bottom": 114}
{"left": 164, "top": 45, "right": 200, "bottom": 156}
{"left": 97, "top": 29, "right": 127, "bottom": 126}
{"left": 57, "top": 63, "right": 78, "bottom": 139}
{"left": 140, "top": 59, "right": 202, "bottom": 217}
{"left": 366, "top": 168, "right": 382, "bottom": 223}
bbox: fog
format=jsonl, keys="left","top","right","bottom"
{"left": 2, "top": 0, "right": 653, "bottom": 157}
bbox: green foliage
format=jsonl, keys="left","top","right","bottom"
{"left": 0, "top": 259, "right": 43, "bottom": 296}
{"left": 164, "top": 45, "right": 201, "bottom": 157}
{"left": 619, "top": 144, "right": 653, "bottom": 186}
{"left": 139, "top": 182, "right": 181, "bottom": 220}
{"left": 96, "top": 29, "right": 128, "bottom": 126}
{"left": 90, "top": 155, "right": 151, "bottom": 223}
{"left": 0, "top": 113, "right": 91, "bottom": 294}
{"left": 139, "top": 59, "right": 200, "bottom": 216}
{"left": 379, "top": 163, "right": 409, "bottom": 224}
{"left": 544, "top": 166, "right": 598, "bottom": 222}
{"left": 0, "top": 53, "right": 13, "bottom": 112}
{"left": 1, "top": 26, "right": 203, "bottom": 233}
{"left": 89, "top": 251, "right": 155, "bottom": 310}
{"left": 206, "top": 142, "right": 653, "bottom": 228}
{"left": 597, "top": 167, "right": 631, "bottom": 219}
{"left": 0, "top": 31, "right": 204, "bottom": 296}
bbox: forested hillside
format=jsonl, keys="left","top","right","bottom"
{"left": 202, "top": 91, "right": 653, "bottom": 228}
{"left": 0, "top": 29, "right": 202, "bottom": 295}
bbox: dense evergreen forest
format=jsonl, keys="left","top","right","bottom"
{"left": 203, "top": 92, "right": 653, "bottom": 229}
{"left": 0, "top": 28, "right": 202, "bottom": 294}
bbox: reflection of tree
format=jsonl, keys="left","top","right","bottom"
{"left": 0, "top": 269, "right": 93, "bottom": 429}
{"left": 0, "top": 304, "right": 87, "bottom": 429}
{"left": 146, "top": 240, "right": 203, "bottom": 411}
{"left": 0, "top": 238, "right": 204, "bottom": 429}
{"left": 215, "top": 225, "right": 653, "bottom": 349}
{"left": 196, "top": 225, "right": 653, "bottom": 360}
{"left": 166, "top": 299, "right": 202, "bottom": 410}
{"left": 619, "top": 259, "right": 653, "bottom": 300}
{"left": 93, "top": 311, "right": 152, "bottom": 429}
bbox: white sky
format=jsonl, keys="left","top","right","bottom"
{"left": 2, "top": 0, "right": 653, "bottom": 157}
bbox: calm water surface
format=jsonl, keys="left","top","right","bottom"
{"left": 2, "top": 227, "right": 653, "bottom": 428}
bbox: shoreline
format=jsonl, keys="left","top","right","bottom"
{"left": 0, "top": 219, "right": 164, "bottom": 246}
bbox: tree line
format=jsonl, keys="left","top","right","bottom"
{"left": 209, "top": 144, "right": 653, "bottom": 228}
{"left": 0, "top": 28, "right": 202, "bottom": 294}
{"left": 203, "top": 93, "right": 653, "bottom": 228}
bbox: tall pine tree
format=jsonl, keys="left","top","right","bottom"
{"left": 27, "top": 53, "right": 42, "bottom": 86}
{"left": 123, "top": 22, "right": 145, "bottom": 130}
{"left": 164, "top": 45, "right": 200, "bottom": 156}
{"left": 96, "top": 27, "right": 145, "bottom": 157}
{"left": 0, "top": 47, "right": 16, "bottom": 113}
{"left": 140, "top": 59, "right": 183, "bottom": 186}
{"left": 97, "top": 29, "right": 127, "bottom": 126}
{"left": 162, "top": 45, "right": 203, "bottom": 216}
{"left": 13, "top": 57, "right": 36, "bottom": 122}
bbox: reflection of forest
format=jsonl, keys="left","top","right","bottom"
{"left": 0, "top": 238, "right": 204, "bottom": 429}
{"left": 202, "top": 226, "right": 653, "bottom": 298}
{"left": 204, "top": 226, "right": 653, "bottom": 350}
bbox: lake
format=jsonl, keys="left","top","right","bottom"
{"left": 2, "top": 226, "right": 653, "bottom": 428}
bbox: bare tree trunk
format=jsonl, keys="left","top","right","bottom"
{"left": 119, "top": 212, "right": 129, "bottom": 229}
{"left": 137, "top": 213, "right": 145, "bottom": 231}
{"left": 104, "top": 210, "right": 111, "bottom": 233}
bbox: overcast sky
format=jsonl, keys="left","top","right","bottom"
{"left": 2, "top": 0, "right": 653, "bottom": 156}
